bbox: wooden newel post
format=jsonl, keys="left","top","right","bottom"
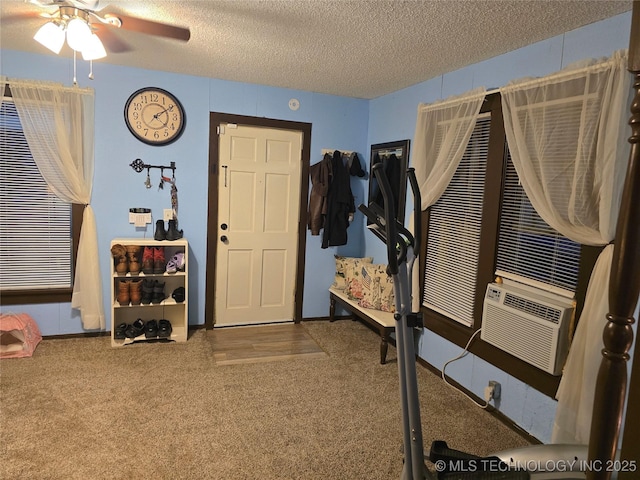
{"left": 587, "top": 4, "right": 640, "bottom": 479}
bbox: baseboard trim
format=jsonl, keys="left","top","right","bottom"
{"left": 44, "top": 324, "right": 206, "bottom": 340}
{"left": 303, "top": 315, "right": 353, "bottom": 322}
{"left": 44, "top": 330, "right": 110, "bottom": 340}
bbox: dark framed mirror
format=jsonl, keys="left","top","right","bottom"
{"left": 367, "top": 139, "right": 410, "bottom": 236}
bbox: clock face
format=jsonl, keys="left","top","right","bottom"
{"left": 124, "top": 87, "right": 186, "bottom": 146}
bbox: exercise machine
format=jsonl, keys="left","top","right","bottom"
{"left": 360, "top": 163, "right": 590, "bottom": 480}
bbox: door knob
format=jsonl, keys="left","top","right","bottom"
{"left": 220, "top": 235, "right": 228, "bottom": 243}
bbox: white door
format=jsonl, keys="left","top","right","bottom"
{"left": 215, "top": 123, "right": 302, "bottom": 326}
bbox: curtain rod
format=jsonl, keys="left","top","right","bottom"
{"left": 417, "top": 87, "right": 489, "bottom": 112}
{"left": 417, "top": 50, "right": 626, "bottom": 112}
{"left": 5, "top": 77, "right": 93, "bottom": 95}
{"left": 501, "top": 51, "right": 626, "bottom": 93}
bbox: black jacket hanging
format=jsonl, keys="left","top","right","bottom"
{"left": 322, "top": 151, "right": 355, "bottom": 248}
{"left": 308, "top": 153, "right": 332, "bottom": 235}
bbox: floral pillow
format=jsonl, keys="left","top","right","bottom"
{"left": 333, "top": 256, "right": 372, "bottom": 291}
{"left": 357, "top": 263, "right": 396, "bottom": 313}
{"left": 344, "top": 258, "right": 376, "bottom": 300}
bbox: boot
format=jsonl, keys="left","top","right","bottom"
{"left": 141, "top": 279, "right": 155, "bottom": 305}
{"left": 117, "top": 279, "right": 130, "bottom": 306}
{"left": 142, "top": 246, "right": 154, "bottom": 274}
{"left": 129, "top": 279, "right": 143, "bottom": 305}
{"left": 126, "top": 245, "right": 142, "bottom": 274}
{"left": 166, "top": 219, "right": 183, "bottom": 241}
{"left": 153, "top": 247, "right": 166, "bottom": 274}
{"left": 151, "top": 281, "right": 166, "bottom": 304}
{"left": 154, "top": 220, "right": 166, "bottom": 241}
{"left": 110, "top": 244, "right": 128, "bottom": 275}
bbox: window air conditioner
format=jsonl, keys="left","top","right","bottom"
{"left": 481, "top": 282, "right": 574, "bottom": 376}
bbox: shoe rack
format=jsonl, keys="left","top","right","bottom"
{"left": 110, "top": 238, "right": 188, "bottom": 347}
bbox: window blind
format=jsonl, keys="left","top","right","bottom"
{"left": 423, "top": 115, "right": 490, "bottom": 326}
{"left": 0, "top": 100, "right": 72, "bottom": 290}
{"left": 496, "top": 147, "right": 582, "bottom": 296}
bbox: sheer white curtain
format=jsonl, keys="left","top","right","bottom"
{"left": 413, "top": 87, "right": 486, "bottom": 210}
{"left": 500, "top": 50, "right": 630, "bottom": 444}
{"left": 11, "top": 79, "right": 104, "bottom": 330}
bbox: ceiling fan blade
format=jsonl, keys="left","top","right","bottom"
{"left": 94, "top": 26, "right": 133, "bottom": 54}
{"left": 97, "top": 8, "right": 190, "bottom": 42}
{"left": 1, "top": 11, "right": 46, "bottom": 23}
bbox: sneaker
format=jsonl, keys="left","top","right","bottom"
{"left": 166, "top": 252, "right": 186, "bottom": 273}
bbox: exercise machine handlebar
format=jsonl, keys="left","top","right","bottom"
{"left": 407, "top": 167, "right": 421, "bottom": 255}
{"left": 372, "top": 162, "right": 400, "bottom": 274}
{"left": 359, "top": 164, "right": 419, "bottom": 274}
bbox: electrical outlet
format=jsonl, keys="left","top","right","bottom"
{"left": 488, "top": 380, "right": 501, "bottom": 400}
{"left": 163, "top": 209, "right": 173, "bottom": 222}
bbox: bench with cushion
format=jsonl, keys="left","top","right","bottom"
{"left": 329, "top": 256, "right": 397, "bottom": 364}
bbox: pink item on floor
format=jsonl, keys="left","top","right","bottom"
{"left": 0, "top": 313, "right": 42, "bottom": 358}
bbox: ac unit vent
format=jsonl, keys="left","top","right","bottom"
{"left": 503, "top": 292, "right": 562, "bottom": 324}
{"left": 481, "top": 282, "right": 574, "bottom": 375}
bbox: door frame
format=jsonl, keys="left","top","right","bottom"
{"left": 205, "top": 112, "right": 312, "bottom": 329}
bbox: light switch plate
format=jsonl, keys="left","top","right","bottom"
{"left": 163, "top": 209, "right": 174, "bottom": 221}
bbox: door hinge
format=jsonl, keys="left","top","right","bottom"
{"left": 217, "top": 125, "right": 224, "bottom": 135}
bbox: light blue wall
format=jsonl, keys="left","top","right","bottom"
{"left": 0, "top": 49, "right": 369, "bottom": 334}
{"left": 0, "top": 10, "right": 634, "bottom": 443}
{"left": 365, "top": 12, "right": 632, "bottom": 443}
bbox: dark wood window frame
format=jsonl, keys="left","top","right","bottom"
{"left": 418, "top": 92, "right": 600, "bottom": 397}
{"left": 0, "top": 85, "right": 83, "bottom": 306}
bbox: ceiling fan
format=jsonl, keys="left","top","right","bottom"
{"left": 25, "top": 0, "right": 190, "bottom": 59}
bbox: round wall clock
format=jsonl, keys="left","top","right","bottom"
{"left": 124, "top": 87, "right": 186, "bottom": 146}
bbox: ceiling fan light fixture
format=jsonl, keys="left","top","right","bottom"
{"left": 34, "top": 21, "right": 65, "bottom": 54}
{"left": 66, "top": 16, "right": 92, "bottom": 52}
{"left": 81, "top": 33, "right": 106, "bottom": 60}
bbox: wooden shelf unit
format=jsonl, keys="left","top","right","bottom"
{"left": 110, "top": 238, "right": 188, "bottom": 347}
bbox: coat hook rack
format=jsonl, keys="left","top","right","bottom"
{"left": 130, "top": 158, "right": 176, "bottom": 174}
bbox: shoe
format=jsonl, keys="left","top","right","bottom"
{"left": 166, "top": 252, "right": 186, "bottom": 273}
{"left": 145, "top": 319, "right": 158, "bottom": 339}
{"left": 125, "top": 318, "right": 145, "bottom": 338}
{"left": 111, "top": 244, "right": 128, "bottom": 275}
{"left": 141, "top": 246, "right": 154, "bottom": 274}
{"left": 129, "top": 279, "right": 143, "bottom": 305}
{"left": 171, "top": 287, "right": 185, "bottom": 303}
{"left": 126, "top": 245, "right": 142, "bottom": 274}
{"left": 158, "top": 319, "right": 172, "bottom": 338}
{"left": 154, "top": 220, "right": 166, "bottom": 241}
{"left": 151, "top": 281, "right": 166, "bottom": 304}
{"left": 114, "top": 322, "right": 128, "bottom": 339}
{"left": 153, "top": 247, "right": 166, "bottom": 274}
{"left": 116, "top": 279, "right": 130, "bottom": 306}
{"left": 166, "top": 219, "right": 183, "bottom": 241}
{"left": 141, "top": 279, "right": 154, "bottom": 305}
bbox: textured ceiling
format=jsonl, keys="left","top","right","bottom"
{"left": 0, "top": 0, "right": 633, "bottom": 99}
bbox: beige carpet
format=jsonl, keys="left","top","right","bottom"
{"left": 0, "top": 320, "right": 531, "bottom": 479}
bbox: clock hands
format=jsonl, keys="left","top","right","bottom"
{"left": 151, "top": 105, "right": 173, "bottom": 126}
